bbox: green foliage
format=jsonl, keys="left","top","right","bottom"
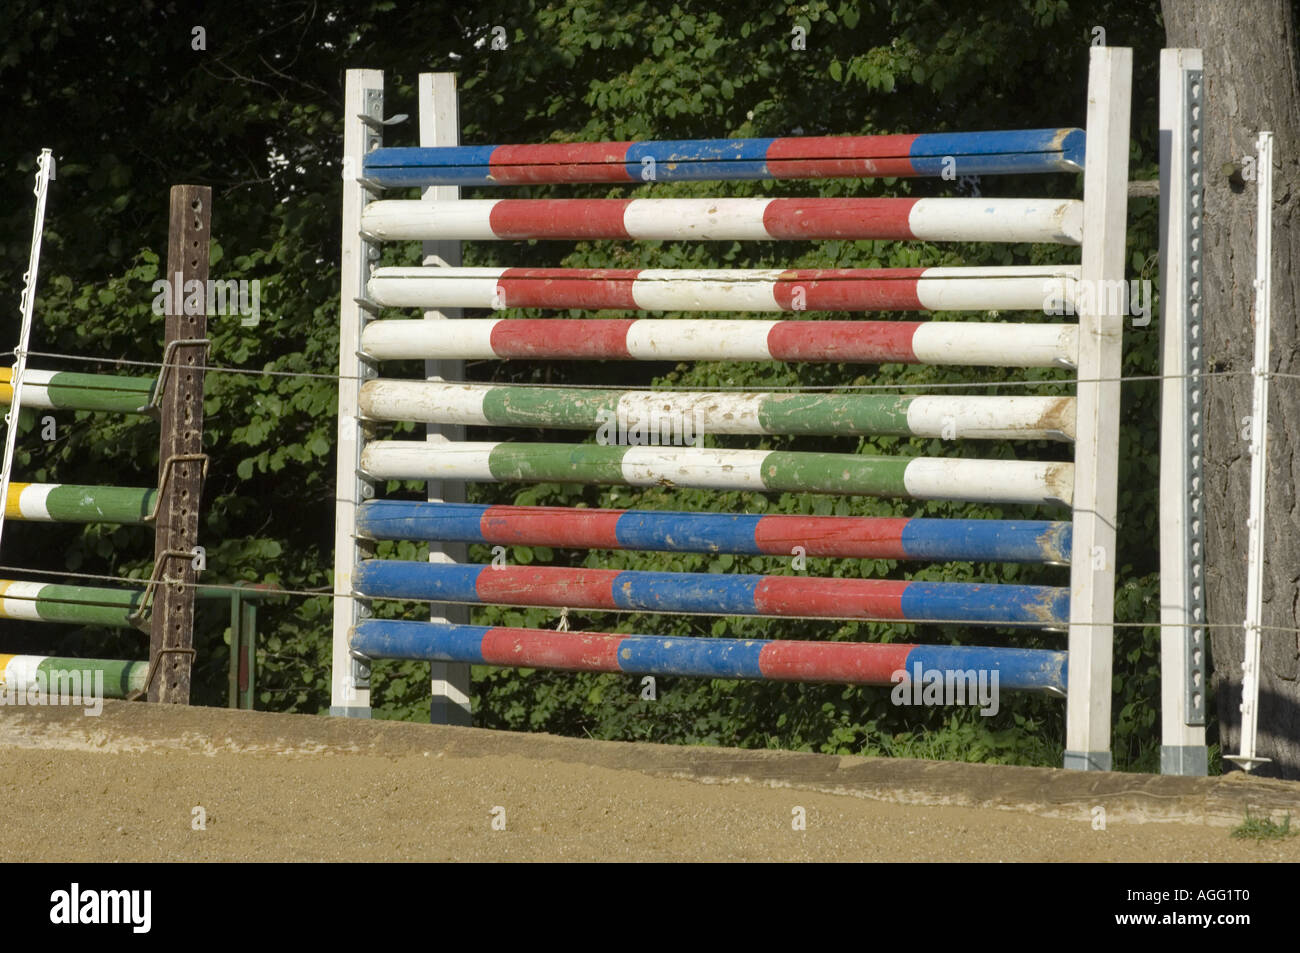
{"left": 1231, "top": 812, "right": 1298, "bottom": 841}
{"left": 0, "top": 0, "right": 1174, "bottom": 769}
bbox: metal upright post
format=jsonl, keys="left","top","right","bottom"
{"left": 148, "top": 184, "right": 210, "bottom": 704}
{"left": 228, "top": 589, "right": 241, "bottom": 708}
{"left": 1064, "top": 46, "right": 1131, "bottom": 771}
{"left": 1158, "top": 49, "right": 1209, "bottom": 776}
{"left": 331, "top": 69, "right": 384, "bottom": 717}
{"left": 241, "top": 596, "right": 257, "bottom": 710}
{"left": 419, "top": 72, "right": 473, "bottom": 727}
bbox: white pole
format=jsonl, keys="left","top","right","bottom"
{"left": 331, "top": 70, "right": 384, "bottom": 717}
{"left": 1064, "top": 47, "right": 1131, "bottom": 772}
{"left": 419, "top": 72, "right": 473, "bottom": 727}
{"left": 0, "top": 149, "right": 55, "bottom": 557}
{"left": 1227, "top": 131, "right": 1274, "bottom": 772}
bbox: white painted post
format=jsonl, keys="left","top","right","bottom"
{"left": 1226, "top": 131, "right": 1274, "bottom": 773}
{"left": 1064, "top": 46, "right": 1131, "bottom": 771}
{"left": 331, "top": 69, "right": 384, "bottom": 717}
{"left": 0, "top": 149, "right": 55, "bottom": 557}
{"left": 1157, "top": 49, "right": 1209, "bottom": 776}
{"left": 420, "top": 72, "right": 473, "bottom": 726}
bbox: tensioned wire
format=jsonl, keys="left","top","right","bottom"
{"left": 1, "top": 563, "right": 1298, "bottom": 636}
{"left": 2, "top": 348, "right": 1283, "bottom": 392}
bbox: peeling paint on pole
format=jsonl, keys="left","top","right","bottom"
{"left": 360, "top": 318, "right": 1079, "bottom": 368}
{"left": 351, "top": 619, "right": 1069, "bottom": 694}
{"left": 361, "top": 197, "right": 1084, "bottom": 244}
{"left": 360, "top": 441, "right": 1075, "bottom": 506}
{"left": 355, "top": 559, "right": 1070, "bottom": 626}
{"left": 367, "top": 265, "right": 1078, "bottom": 312}
{"left": 361, "top": 129, "right": 1086, "bottom": 187}
{"left": 3, "top": 483, "right": 157, "bottom": 523}
{"left": 0, "top": 368, "right": 155, "bottom": 414}
{"left": 0, "top": 580, "right": 144, "bottom": 628}
{"left": 356, "top": 502, "right": 1073, "bottom": 564}
{"left": 359, "top": 381, "right": 1076, "bottom": 442}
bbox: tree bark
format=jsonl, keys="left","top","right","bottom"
{"left": 1162, "top": 0, "right": 1300, "bottom": 777}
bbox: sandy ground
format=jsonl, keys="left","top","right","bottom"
{"left": 1, "top": 701, "right": 1298, "bottom": 862}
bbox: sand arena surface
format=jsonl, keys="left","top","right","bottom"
{"left": 1, "top": 701, "right": 1297, "bottom": 862}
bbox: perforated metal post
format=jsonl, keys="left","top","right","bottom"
{"left": 148, "top": 185, "right": 210, "bottom": 704}
{"left": 1158, "top": 49, "right": 1209, "bottom": 775}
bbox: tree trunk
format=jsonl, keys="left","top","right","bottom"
{"left": 1162, "top": 0, "right": 1300, "bottom": 778}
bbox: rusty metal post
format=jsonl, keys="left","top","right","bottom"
{"left": 148, "top": 185, "right": 210, "bottom": 703}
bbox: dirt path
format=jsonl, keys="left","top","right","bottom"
{"left": 1, "top": 702, "right": 1297, "bottom": 862}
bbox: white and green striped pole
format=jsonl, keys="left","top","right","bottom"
{"left": 0, "top": 580, "right": 145, "bottom": 628}
{"left": 0, "top": 367, "right": 155, "bottom": 414}
{"left": 360, "top": 380, "right": 1076, "bottom": 442}
{"left": 360, "top": 441, "right": 1074, "bottom": 506}
{"left": 4, "top": 483, "right": 157, "bottom": 524}
{"left": 0, "top": 652, "right": 148, "bottom": 699}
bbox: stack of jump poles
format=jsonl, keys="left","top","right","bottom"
{"left": 333, "top": 48, "right": 1132, "bottom": 770}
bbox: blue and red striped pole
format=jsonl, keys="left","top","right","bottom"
{"left": 353, "top": 560, "right": 1070, "bottom": 627}
{"left": 362, "top": 129, "right": 1085, "bottom": 187}
{"left": 355, "top": 501, "right": 1073, "bottom": 564}
{"left": 350, "top": 620, "right": 1069, "bottom": 693}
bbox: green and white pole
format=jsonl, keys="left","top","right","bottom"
{"left": 0, "top": 652, "right": 148, "bottom": 699}
{"left": 4, "top": 483, "right": 157, "bottom": 524}
{"left": 0, "top": 580, "right": 145, "bottom": 628}
{"left": 0, "top": 367, "right": 155, "bottom": 414}
{"left": 360, "top": 380, "right": 1076, "bottom": 442}
{"left": 361, "top": 440, "right": 1075, "bottom": 507}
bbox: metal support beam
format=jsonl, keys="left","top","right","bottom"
{"left": 228, "top": 589, "right": 241, "bottom": 708}
{"left": 148, "top": 185, "right": 210, "bottom": 704}
{"left": 1158, "top": 49, "right": 1209, "bottom": 776}
{"left": 241, "top": 598, "right": 257, "bottom": 709}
